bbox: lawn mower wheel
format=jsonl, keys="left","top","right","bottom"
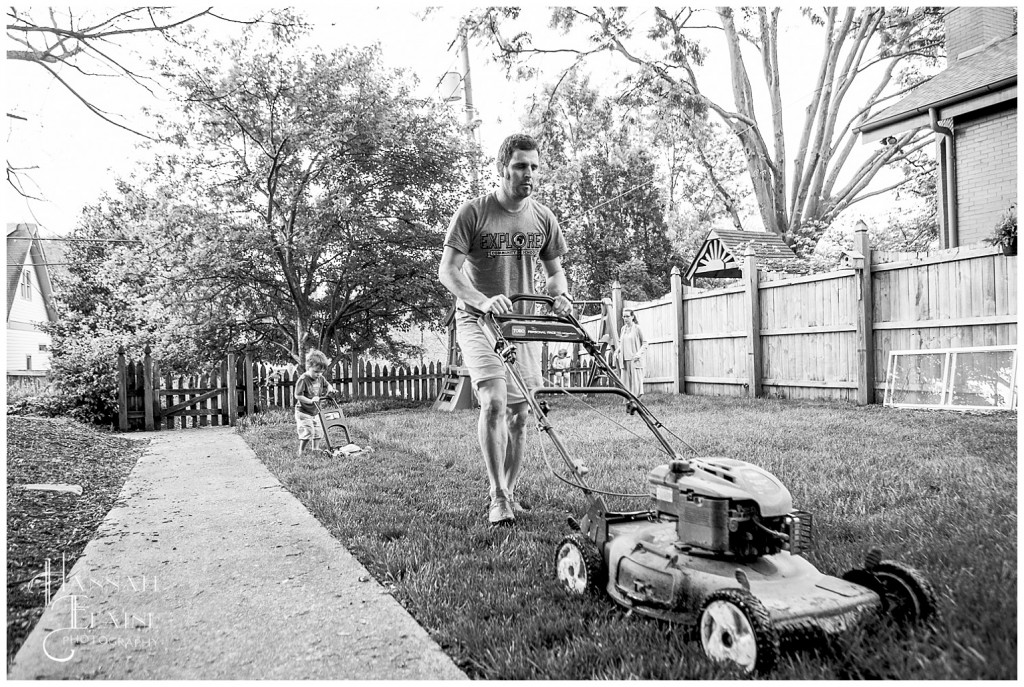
{"left": 698, "top": 588, "right": 780, "bottom": 674}
{"left": 555, "top": 534, "right": 605, "bottom": 595}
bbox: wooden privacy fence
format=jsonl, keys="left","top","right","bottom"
{"left": 116, "top": 226, "right": 1016, "bottom": 428}
{"left": 117, "top": 347, "right": 445, "bottom": 431}
{"left": 618, "top": 224, "right": 1016, "bottom": 404}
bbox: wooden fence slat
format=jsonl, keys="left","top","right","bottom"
{"left": 117, "top": 348, "right": 129, "bottom": 431}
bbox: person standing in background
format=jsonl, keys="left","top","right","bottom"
{"left": 616, "top": 309, "right": 648, "bottom": 397}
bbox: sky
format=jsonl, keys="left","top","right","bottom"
{"left": 3, "top": 5, "right": 929, "bottom": 237}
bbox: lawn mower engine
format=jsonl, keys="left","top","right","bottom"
{"left": 648, "top": 457, "right": 813, "bottom": 559}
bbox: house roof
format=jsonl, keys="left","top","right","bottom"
{"left": 858, "top": 33, "right": 1017, "bottom": 137}
{"left": 684, "top": 229, "right": 801, "bottom": 282}
{"left": 7, "top": 223, "right": 58, "bottom": 322}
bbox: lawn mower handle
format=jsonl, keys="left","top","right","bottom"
{"left": 474, "top": 299, "right": 685, "bottom": 490}
{"left": 460, "top": 293, "right": 565, "bottom": 318}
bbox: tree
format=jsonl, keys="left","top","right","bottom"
{"left": 523, "top": 70, "right": 679, "bottom": 299}
{"left": 41, "top": 183, "right": 205, "bottom": 425}
{"left": 470, "top": 7, "right": 944, "bottom": 250}
{"left": 125, "top": 28, "right": 474, "bottom": 364}
{"left": 5, "top": 6, "right": 299, "bottom": 197}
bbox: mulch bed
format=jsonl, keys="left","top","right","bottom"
{"left": 6, "top": 415, "right": 144, "bottom": 669}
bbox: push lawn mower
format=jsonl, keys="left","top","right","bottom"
{"left": 478, "top": 294, "right": 937, "bottom": 674}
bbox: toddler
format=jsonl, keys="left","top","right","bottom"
{"left": 294, "top": 349, "right": 335, "bottom": 456}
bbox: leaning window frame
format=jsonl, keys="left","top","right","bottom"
{"left": 883, "top": 345, "right": 1018, "bottom": 411}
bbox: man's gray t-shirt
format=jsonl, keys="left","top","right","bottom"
{"left": 444, "top": 192, "right": 567, "bottom": 313}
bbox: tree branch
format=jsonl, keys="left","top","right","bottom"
{"left": 29, "top": 58, "right": 155, "bottom": 140}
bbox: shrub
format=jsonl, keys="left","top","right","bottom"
{"left": 46, "top": 336, "right": 123, "bottom": 426}
{"left": 985, "top": 203, "right": 1017, "bottom": 251}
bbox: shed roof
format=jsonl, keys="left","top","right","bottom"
{"left": 859, "top": 33, "right": 1017, "bottom": 137}
{"left": 684, "top": 229, "right": 801, "bottom": 282}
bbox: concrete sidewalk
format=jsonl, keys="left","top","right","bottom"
{"left": 8, "top": 427, "right": 467, "bottom": 680}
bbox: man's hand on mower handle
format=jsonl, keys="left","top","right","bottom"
{"left": 552, "top": 293, "right": 573, "bottom": 316}
{"left": 480, "top": 294, "right": 514, "bottom": 315}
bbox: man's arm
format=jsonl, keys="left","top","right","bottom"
{"left": 542, "top": 256, "right": 572, "bottom": 316}
{"left": 438, "top": 245, "right": 513, "bottom": 315}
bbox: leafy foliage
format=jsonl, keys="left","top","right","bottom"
{"left": 524, "top": 70, "right": 680, "bottom": 300}
{"left": 985, "top": 203, "right": 1018, "bottom": 249}
{"left": 42, "top": 22, "right": 475, "bottom": 421}
{"left": 137, "top": 29, "right": 474, "bottom": 364}
{"left": 54, "top": 24, "right": 474, "bottom": 378}
{"left": 41, "top": 184, "right": 209, "bottom": 424}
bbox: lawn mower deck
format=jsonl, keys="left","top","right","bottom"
{"left": 480, "top": 295, "right": 937, "bottom": 674}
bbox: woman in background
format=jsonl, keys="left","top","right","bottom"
{"left": 616, "top": 309, "right": 648, "bottom": 398}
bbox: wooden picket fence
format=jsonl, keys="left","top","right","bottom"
{"left": 117, "top": 347, "right": 445, "bottom": 431}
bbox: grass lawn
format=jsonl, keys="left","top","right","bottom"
{"left": 239, "top": 393, "right": 1016, "bottom": 680}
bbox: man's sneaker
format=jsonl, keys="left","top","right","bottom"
{"left": 488, "top": 497, "right": 515, "bottom": 525}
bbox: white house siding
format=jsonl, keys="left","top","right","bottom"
{"left": 7, "top": 325, "right": 52, "bottom": 371}
{"left": 7, "top": 255, "right": 53, "bottom": 372}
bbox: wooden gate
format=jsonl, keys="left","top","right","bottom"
{"left": 117, "top": 346, "right": 239, "bottom": 431}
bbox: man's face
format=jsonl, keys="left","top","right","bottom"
{"left": 500, "top": 148, "right": 540, "bottom": 200}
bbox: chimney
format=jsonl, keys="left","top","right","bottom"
{"left": 945, "top": 7, "right": 1016, "bottom": 61}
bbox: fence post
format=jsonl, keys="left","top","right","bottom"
{"left": 151, "top": 359, "right": 161, "bottom": 431}
{"left": 226, "top": 351, "right": 238, "bottom": 425}
{"left": 350, "top": 351, "right": 360, "bottom": 398}
{"left": 671, "top": 266, "right": 686, "bottom": 395}
{"left": 854, "top": 221, "right": 876, "bottom": 405}
{"left": 117, "top": 346, "right": 128, "bottom": 431}
{"left": 743, "top": 247, "right": 763, "bottom": 398}
{"left": 142, "top": 345, "right": 155, "bottom": 430}
{"left": 611, "top": 281, "right": 623, "bottom": 347}
{"left": 244, "top": 344, "right": 255, "bottom": 417}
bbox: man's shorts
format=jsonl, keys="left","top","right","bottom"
{"left": 456, "top": 309, "right": 542, "bottom": 405}
{"left": 295, "top": 409, "right": 324, "bottom": 440}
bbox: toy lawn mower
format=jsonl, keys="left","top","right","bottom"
{"left": 479, "top": 294, "right": 938, "bottom": 674}
{"left": 312, "top": 396, "right": 363, "bottom": 456}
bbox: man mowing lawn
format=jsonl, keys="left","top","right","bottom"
{"left": 438, "top": 132, "right": 573, "bottom": 526}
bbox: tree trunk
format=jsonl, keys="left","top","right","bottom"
{"left": 719, "top": 8, "right": 784, "bottom": 236}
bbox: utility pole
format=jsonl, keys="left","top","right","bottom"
{"left": 460, "top": 28, "right": 480, "bottom": 194}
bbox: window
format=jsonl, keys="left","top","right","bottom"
{"left": 884, "top": 346, "right": 1018, "bottom": 410}
{"left": 39, "top": 344, "right": 49, "bottom": 352}
{"left": 25, "top": 355, "right": 32, "bottom": 371}
{"left": 20, "top": 269, "right": 31, "bottom": 300}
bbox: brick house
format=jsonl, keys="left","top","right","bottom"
{"left": 6, "top": 223, "right": 57, "bottom": 375}
{"left": 857, "top": 7, "right": 1017, "bottom": 248}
